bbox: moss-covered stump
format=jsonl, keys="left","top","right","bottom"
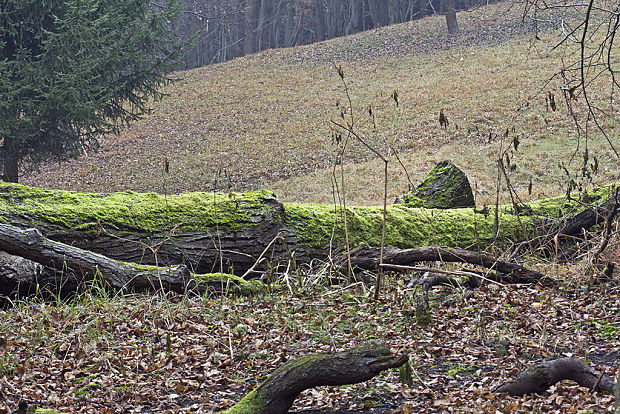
{"left": 223, "top": 342, "right": 408, "bottom": 414}
{"left": 0, "top": 183, "right": 613, "bottom": 277}
{"left": 396, "top": 160, "right": 475, "bottom": 209}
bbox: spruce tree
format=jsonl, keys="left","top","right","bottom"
{"left": 0, "top": 0, "right": 184, "bottom": 182}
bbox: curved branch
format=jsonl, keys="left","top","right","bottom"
{"left": 224, "top": 342, "right": 409, "bottom": 414}
{"left": 495, "top": 357, "right": 616, "bottom": 396}
{"left": 345, "top": 245, "right": 545, "bottom": 284}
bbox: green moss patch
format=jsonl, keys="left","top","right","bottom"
{"left": 0, "top": 182, "right": 279, "bottom": 233}
{"left": 284, "top": 186, "right": 611, "bottom": 250}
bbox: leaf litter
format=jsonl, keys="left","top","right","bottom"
{"left": 0, "top": 259, "right": 618, "bottom": 413}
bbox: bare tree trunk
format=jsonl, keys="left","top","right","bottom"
{"left": 389, "top": 0, "right": 401, "bottom": 24}
{"left": 1, "top": 137, "right": 19, "bottom": 183}
{"left": 417, "top": 0, "right": 427, "bottom": 17}
{"left": 443, "top": 0, "right": 459, "bottom": 34}
{"left": 346, "top": 0, "right": 361, "bottom": 34}
{"left": 312, "top": 0, "right": 326, "bottom": 41}
{"left": 244, "top": 0, "right": 260, "bottom": 54}
{"left": 283, "top": 0, "right": 297, "bottom": 46}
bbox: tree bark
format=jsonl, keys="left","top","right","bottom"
{"left": 443, "top": 0, "right": 458, "bottom": 34}
{"left": 345, "top": 245, "right": 545, "bottom": 284}
{"left": 224, "top": 342, "right": 408, "bottom": 414}
{"left": 495, "top": 357, "right": 616, "bottom": 396}
{"left": 244, "top": 0, "right": 260, "bottom": 54}
{"left": 0, "top": 222, "right": 254, "bottom": 294}
{"left": 1, "top": 137, "right": 19, "bottom": 183}
{"left": 556, "top": 193, "right": 618, "bottom": 240}
{"left": 312, "top": 0, "right": 326, "bottom": 42}
{"left": 0, "top": 183, "right": 614, "bottom": 279}
{"left": 284, "top": 0, "right": 297, "bottom": 46}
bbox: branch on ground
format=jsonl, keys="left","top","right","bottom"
{"left": 224, "top": 342, "right": 409, "bottom": 414}
{"left": 0, "top": 223, "right": 259, "bottom": 295}
{"left": 343, "top": 245, "right": 545, "bottom": 285}
{"left": 494, "top": 357, "right": 616, "bottom": 396}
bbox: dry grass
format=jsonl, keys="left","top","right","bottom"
{"left": 23, "top": 0, "right": 619, "bottom": 205}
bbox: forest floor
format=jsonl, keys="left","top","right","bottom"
{"left": 0, "top": 252, "right": 618, "bottom": 413}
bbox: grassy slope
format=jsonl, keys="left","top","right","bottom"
{"left": 23, "top": 1, "right": 619, "bottom": 205}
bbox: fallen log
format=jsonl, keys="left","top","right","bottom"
{"left": 494, "top": 357, "right": 616, "bottom": 396}
{"left": 223, "top": 342, "right": 408, "bottom": 414}
{"left": 344, "top": 245, "right": 545, "bottom": 284}
{"left": 0, "top": 223, "right": 260, "bottom": 295}
{"left": 0, "top": 183, "right": 612, "bottom": 276}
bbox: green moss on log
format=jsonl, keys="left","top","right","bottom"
{"left": 0, "top": 182, "right": 279, "bottom": 233}
{"left": 0, "top": 183, "right": 612, "bottom": 254}
{"left": 223, "top": 389, "right": 265, "bottom": 414}
{"left": 30, "top": 408, "right": 65, "bottom": 414}
{"left": 193, "top": 273, "right": 266, "bottom": 295}
{"left": 283, "top": 188, "right": 610, "bottom": 249}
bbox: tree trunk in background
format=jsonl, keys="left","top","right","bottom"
{"left": 389, "top": 0, "right": 401, "bottom": 24}
{"left": 312, "top": 0, "right": 326, "bottom": 42}
{"left": 368, "top": 0, "right": 389, "bottom": 27}
{"left": 284, "top": 0, "right": 297, "bottom": 46}
{"left": 1, "top": 137, "right": 19, "bottom": 183}
{"left": 244, "top": 0, "right": 260, "bottom": 54}
{"left": 260, "top": 0, "right": 274, "bottom": 50}
{"left": 346, "top": 0, "right": 361, "bottom": 34}
{"left": 444, "top": 0, "right": 459, "bottom": 34}
{"left": 417, "top": 0, "right": 428, "bottom": 17}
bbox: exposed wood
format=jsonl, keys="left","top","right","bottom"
{"left": 224, "top": 342, "right": 409, "bottom": 414}
{"left": 494, "top": 357, "right": 616, "bottom": 396}
{"left": 344, "top": 245, "right": 545, "bottom": 284}
{"left": 0, "top": 223, "right": 253, "bottom": 294}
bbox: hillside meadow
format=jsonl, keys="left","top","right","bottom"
{"left": 22, "top": 0, "right": 619, "bottom": 206}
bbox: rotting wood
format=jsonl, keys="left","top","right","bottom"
{"left": 223, "top": 342, "right": 409, "bottom": 414}
{"left": 0, "top": 183, "right": 615, "bottom": 278}
{"left": 494, "top": 357, "right": 616, "bottom": 396}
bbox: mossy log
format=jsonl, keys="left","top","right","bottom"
{"left": 0, "top": 183, "right": 612, "bottom": 276}
{"left": 0, "top": 223, "right": 258, "bottom": 295}
{"left": 345, "top": 245, "right": 544, "bottom": 284}
{"left": 494, "top": 357, "right": 616, "bottom": 396}
{"left": 223, "top": 342, "right": 408, "bottom": 414}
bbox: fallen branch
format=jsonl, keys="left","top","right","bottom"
{"left": 344, "top": 246, "right": 545, "bottom": 284}
{"left": 494, "top": 357, "right": 616, "bottom": 396}
{"left": 556, "top": 192, "right": 618, "bottom": 241}
{"left": 224, "top": 342, "right": 408, "bottom": 414}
